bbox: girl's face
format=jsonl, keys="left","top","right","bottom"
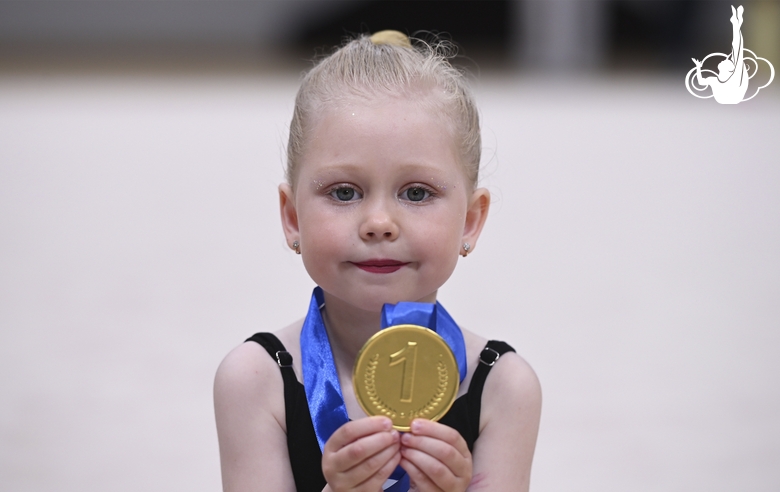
{"left": 280, "top": 93, "right": 489, "bottom": 313}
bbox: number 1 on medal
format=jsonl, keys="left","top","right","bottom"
{"left": 389, "top": 342, "right": 418, "bottom": 402}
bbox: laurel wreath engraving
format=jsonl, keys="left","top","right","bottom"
{"left": 409, "top": 360, "right": 449, "bottom": 419}
{"left": 364, "top": 354, "right": 398, "bottom": 418}
{"left": 363, "top": 353, "right": 449, "bottom": 420}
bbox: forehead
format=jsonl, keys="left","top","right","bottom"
{"left": 298, "top": 93, "right": 468, "bottom": 182}
{"left": 310, "top": 85, "right": 456, "bottom": 136}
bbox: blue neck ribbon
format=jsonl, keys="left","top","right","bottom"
{"left": 300, "top": 287, "right": 467, "bottom": 492}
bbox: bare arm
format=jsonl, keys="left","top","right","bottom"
{"left": 214, "top": 342, "right": 297, "bottom": 492}
{"left": 470, "top": 352, "right": 542, "bottom": 491}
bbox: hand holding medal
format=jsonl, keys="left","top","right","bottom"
{"left": 349, "top": 302, "right": 468, "bottom": 491}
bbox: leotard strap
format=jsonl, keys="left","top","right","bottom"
{"left": 465, "top": 340, "right": 516, "bottom": 440}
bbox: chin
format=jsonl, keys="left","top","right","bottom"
{"left": 334, "top": 285, "right": 439, "bottom": 312}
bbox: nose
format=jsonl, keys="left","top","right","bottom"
{"left": 359, "top": 201, "right": 399, "bottom": 241}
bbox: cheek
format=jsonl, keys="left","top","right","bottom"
{"left": 298, "top": 207, "right": 354, "bottom": 256}
{"left": 407, "top": 209, "right": 464, "bottom": 258}
{"left": 298, "top": 214, "right": 343, "bottom": 286}
{"left": 429, "top": 205, "right": 466, "bottom": 237}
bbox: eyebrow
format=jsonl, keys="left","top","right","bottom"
{"left": 311, "top": 162, "right": 451, "bottom": 176}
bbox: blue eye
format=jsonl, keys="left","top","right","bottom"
{"left": 330, "top": 186, "right": 361, "bottom": 201}
{"left": 403, "top": 187, "right": 430, "bottom": 202}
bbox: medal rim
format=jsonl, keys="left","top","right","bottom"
{"left": 352, "top": 324, "right": 460, "bottom": 431}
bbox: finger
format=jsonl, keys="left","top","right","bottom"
{"left": 408, "top": 419, "right": 470, "bottom": 459}
{"left": 401, "top": 434, "right": 468, "bottom": 476}
{"left": 354, "top": 444, "right": 403, "bottom": 491}
{"left": 401, "top": 447, "right": 460, "bottom": 492}
{"left": 338, "top": 432, "right": 400, "bottom": 484}
{"left": 331, "top": 428, "right": 400, "bottom": 472}
{"left": 325, "top": 416, "right": 393, "bottom": 452}
{"left": 400, "top": 456, "right": 443, "bottom": 492}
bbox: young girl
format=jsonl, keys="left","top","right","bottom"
{"left": 214, "top": 31, "right": 542, "bottom": 492}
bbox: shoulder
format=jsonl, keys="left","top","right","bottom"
{"left": 214, "top": 339, "right": 286, "bottom": 430}
{"left": 482, "top": 350, "right": 542, "bottom": 420}
{"left": 213, "top": 331, "right": 300, "bottom": 491}
{"left": 457, "top": 329, "right": 541, "bottom": 411}
{"left": 463, "top": 330, "right": 541, "bottom": 430}
{"left": 214, "top": 320, "right": 305, "bottom": 430}
{"left": 467, "top": 341, "right": 541, "bottom": 491}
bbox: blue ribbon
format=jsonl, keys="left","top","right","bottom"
{"left": 300, "top": 287, "right": 466, "bottom": 491}
{"left": 385, "top": 470, "right": 410, "bottom": 492}
{"left": 299, "top": 287, "right": 349, "bottom": 449}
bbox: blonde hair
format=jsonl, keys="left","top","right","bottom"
{"left": 286, "top": 31, "right": 481, "bottom": 188}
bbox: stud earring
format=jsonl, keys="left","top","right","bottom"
{"left": 461, "top": 243, "right": 471, "bottom": 257}
{"left": 292, "top": 240, "right": 301, "bottom": 254}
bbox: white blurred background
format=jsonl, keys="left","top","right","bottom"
{"left": 1, "top": 1, "right": 779, "bottom": 491}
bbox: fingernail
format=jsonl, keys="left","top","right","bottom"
{"left": 390, "top": 430, "right": 399, "bottom": 441}
{"left": 382, "top": 418, "right": 392, "bottom": 430}
{"left": 401, "top": 432, "right": 411, "bottom": 444}
{"left": 411, "top": 420, "right": 422, "bottom": 433}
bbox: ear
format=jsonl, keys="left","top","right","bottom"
{"left": 279, "top": 183, "right": 299, "bottom": 248}
{"left": 462, "top": 187, "right": 490, "bottom": 253}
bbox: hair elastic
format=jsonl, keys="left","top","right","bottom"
{"left": 369, "top": 30, "right": 412, "bottom": 48}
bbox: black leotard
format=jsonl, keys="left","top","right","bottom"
{"left": 246, "top": 332, "right": 515, "bottom": 492}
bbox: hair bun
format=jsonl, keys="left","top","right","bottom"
{"left": 369, "top": 30, "right": 412, "bottom": 48}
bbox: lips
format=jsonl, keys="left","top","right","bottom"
{"left": 351, "top": 259, "right": 409, "bottom": 274}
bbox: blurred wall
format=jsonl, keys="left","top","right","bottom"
{"left": 2, "top": 0, "right": 777, "bottom": 71}
{"left": 0, "top": 0, "right": 354, "bottom": 47}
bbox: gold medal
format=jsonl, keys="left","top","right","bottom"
{"left": 353, "top": 325, "right": 459, "bottom": 431}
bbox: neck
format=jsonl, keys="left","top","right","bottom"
{"left": 320, "top": 292, "right": 382, "bottom": 364}
{"left": 319, "top": 289, "right": 439, "bottom": 364}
